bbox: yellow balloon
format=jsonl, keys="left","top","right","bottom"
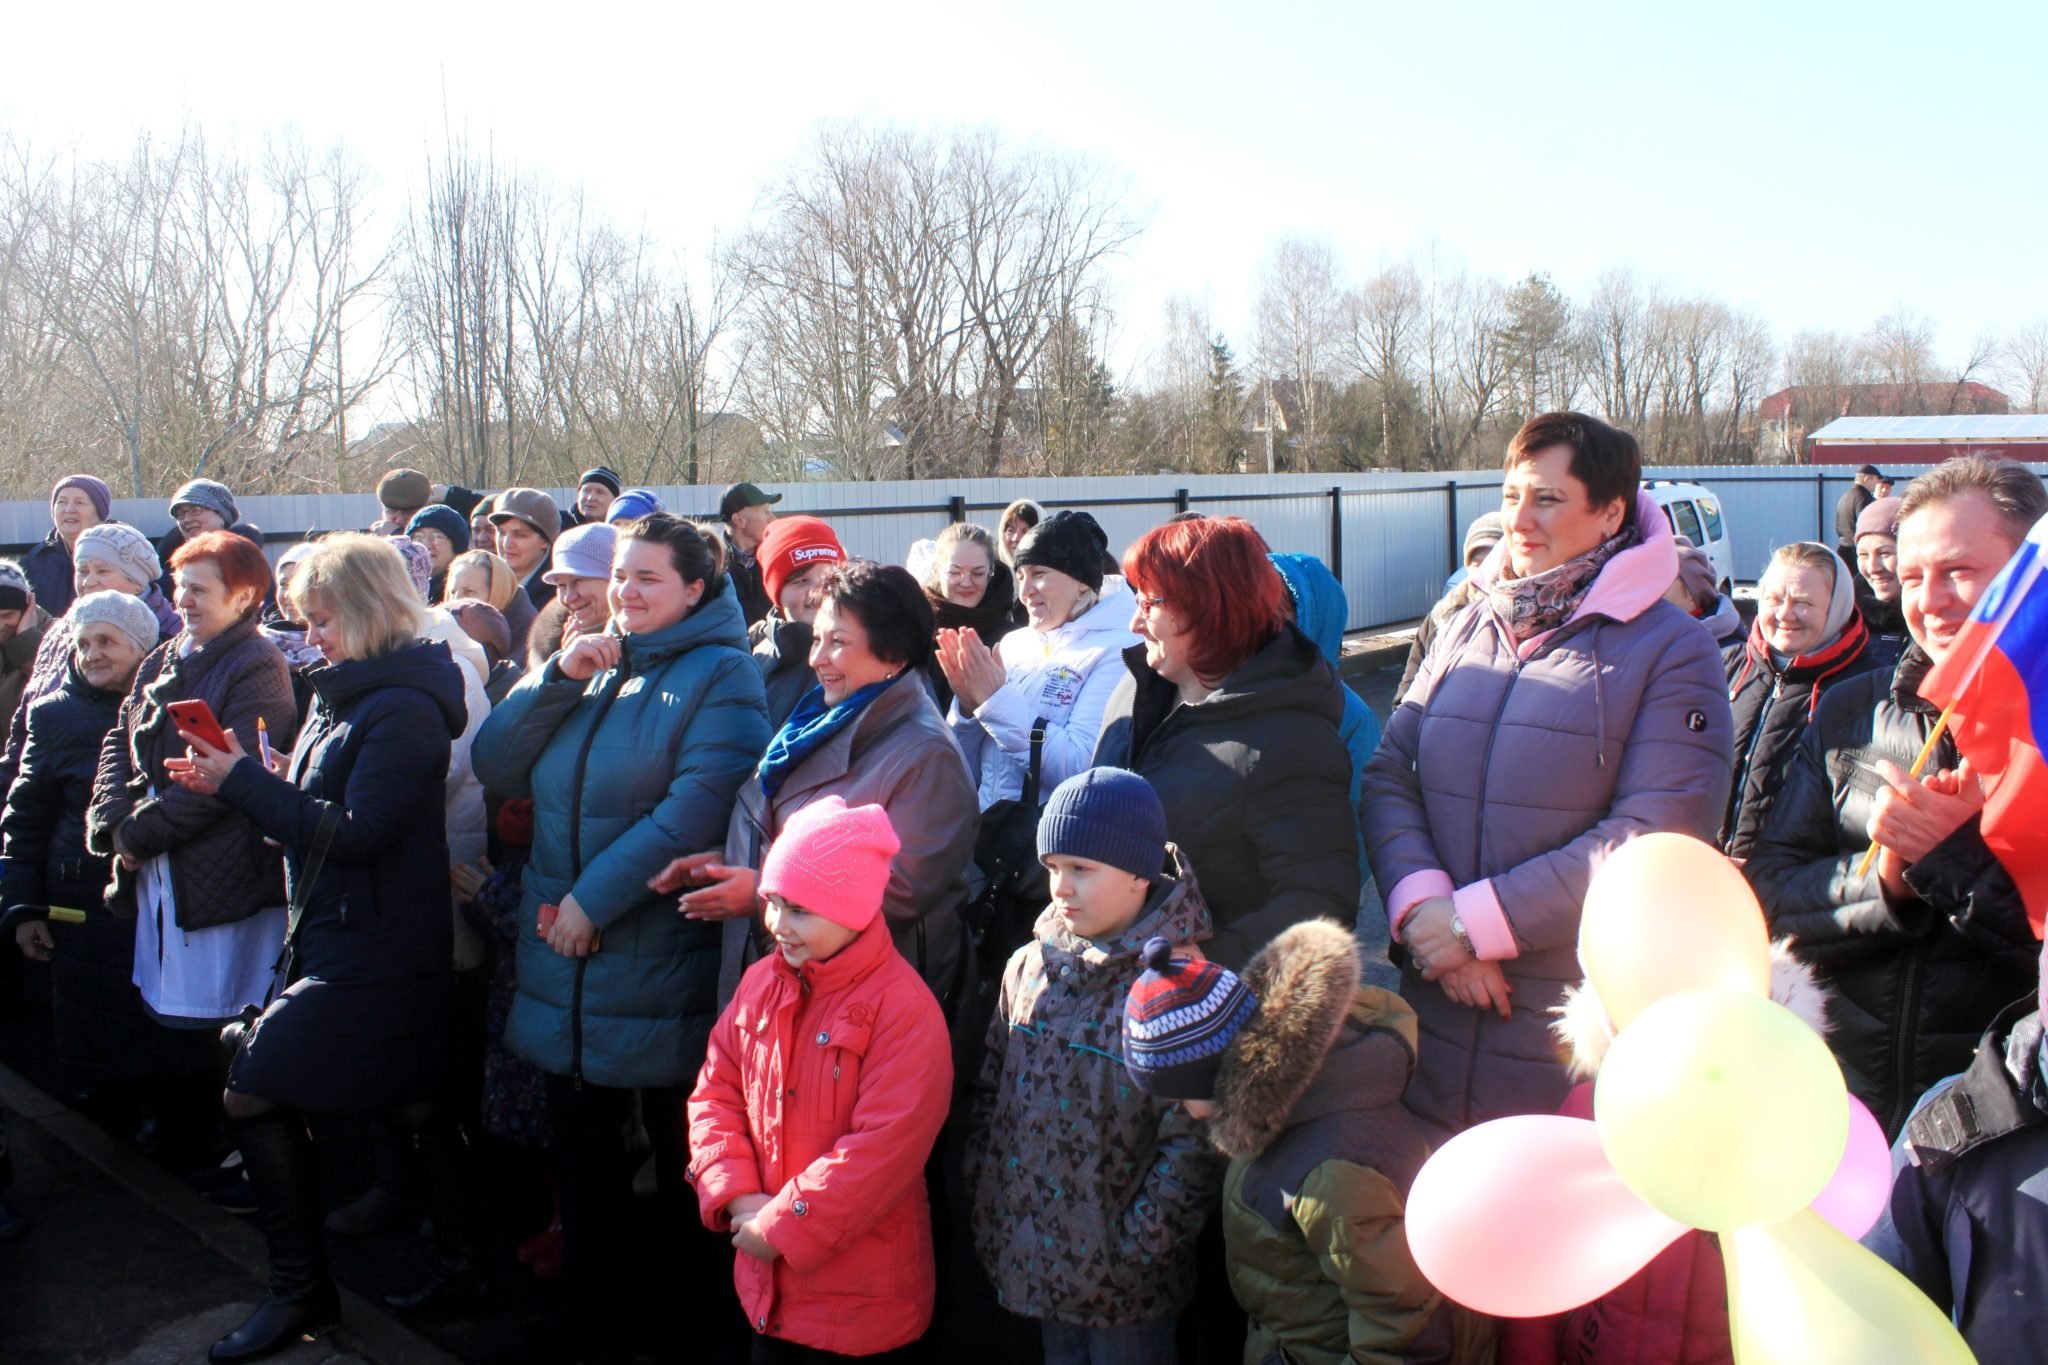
{"left": 1723, "top": 1208, "right": 1977, "bottom": 1363}
{"left": 1580, "top": 833, "right": 1771, "bottom": 1028}
{"left": 1595, "top": 989, "right": 1846, "bottom": 1232}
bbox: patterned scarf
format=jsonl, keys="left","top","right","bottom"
{"left": 1487, "top": 524, "right": 1640, "bottom": 642}
{"left": 755, "top": 670, "right": 903, "bottom": 799}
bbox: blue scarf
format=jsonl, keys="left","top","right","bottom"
{"left": 755, "top": 672, "right": 901, "bottom": 799}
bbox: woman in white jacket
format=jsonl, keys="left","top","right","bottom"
{"left": 936, "top": 510, "right": 1138, "bottom": 810}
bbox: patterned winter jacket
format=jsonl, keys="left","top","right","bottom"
{"left": 968, "top": 848, "right": 1223, "bottom": 1327}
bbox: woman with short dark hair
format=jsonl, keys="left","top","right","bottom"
{"left": 1362, "top": 412, "right": 1734, "bottom": 1137}
{"left": 1094, "top": 516, "right": 1358, "bottom": 968}
{"left": 473, "top": 511, "right": 769, "bottom": 1358}
{"left": 658, "top": 561, "right": 978, "bottom": 1010}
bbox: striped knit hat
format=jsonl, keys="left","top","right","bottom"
{"left": 1123, "top": 936, "right": 1259, "bottom": 1101}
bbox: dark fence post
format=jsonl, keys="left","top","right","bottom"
{"left": 948, "top": 494, "right": 966, "bottom": 524}
{"left": 1443, "top": 479, "right": 1460, "bottom": 578}
{"left": 1813, "top": 471, "right": 1826, "bottom": 544}
{"left": 1174, "top": 487, "right": 1190, "bottom": 516}
{"left": 1328, "top": 486, "right": 1344, "bottom": 583}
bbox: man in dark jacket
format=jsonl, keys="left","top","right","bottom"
{"left": 1748, "top": 455, "right": 2047, "bottom": 1137}
{"left": 153, "top": 480, "right": 267, "bottom": 601}
{"left": 1864, "top": 978, "right": 2048, "bottom": 1365}
{"left": 1833, "top": 464, "right": 1883, "bottom": 566}
{"left": 719, "top": 482, "right": 780, "bottom": 627}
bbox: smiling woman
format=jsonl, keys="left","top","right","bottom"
{"left": 1363, "top": 411, "right": 1735, "bottom": 1139}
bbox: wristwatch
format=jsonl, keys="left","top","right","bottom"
{"left": 1450, "top": 913, "right": 1476, "bottom": 960}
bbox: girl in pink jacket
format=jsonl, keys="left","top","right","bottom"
{"left": 688, "top": 796, "right": 953, "bottom": 1362}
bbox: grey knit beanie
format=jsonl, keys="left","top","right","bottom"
{"left": 170, "top": 479, "right": 239, "bottom": 527}
{"left": 71, "top": 590, "right": 161, "bottom": 654}
{"left": 74, "top": 522, "right": 163, "bottom": 591}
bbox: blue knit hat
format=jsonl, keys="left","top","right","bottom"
{"left": 1037, "top": 767, "right": 1168, "bottom": 880}
{"left": 605, "top": 488, "right": 666, "bottom": 524}
{"left": 406, "top": 504, "right": 472, "bottom": 556}
{"left": 1123, "top": 937, "right": 1259, "bottom": 1100}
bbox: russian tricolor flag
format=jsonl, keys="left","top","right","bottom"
{"left": 1919, "top": 510, "right": 2048, "bottom": 937}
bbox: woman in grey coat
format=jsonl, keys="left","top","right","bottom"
{"left": 1363, "top": 413, "right": 1733, "bottom": 1137}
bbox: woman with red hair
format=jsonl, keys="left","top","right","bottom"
{"left": 1094, "top": 516, "right": 1357, "bottom": 969}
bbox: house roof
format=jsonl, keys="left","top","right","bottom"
{"left": 1759, "top": 381, "right": 2008, "bottom": 421}
{"left": 1809, "top": 414, "right": 2048, "bottom": 443}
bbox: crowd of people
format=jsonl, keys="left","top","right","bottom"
{"left": 0, "top": 426, "right": 2039, "bottom": 1365}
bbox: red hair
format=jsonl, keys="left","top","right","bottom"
{"left": 1122, "top": 516, "right": 1284, "bottom": 682}
{"left": 170, "top": 530, "right": 272, "bottom": 604}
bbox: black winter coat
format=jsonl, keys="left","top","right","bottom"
{"left": 86, "top": 614, "right": 299, "bottom": 929}
{"left": 1746, "top": 646, "right": 2041, "bottom": 1137}
{"left": 724, "top": 532, "right": 771, "bottom": 626}
{"left": 216, "top": 640, "right": 465, "bottom": 1112}
{"left": 1719, "top": 615, "right": 1889, "bottom": 859}
{"left": 23, "top": 533, "right": 75, "bottom": 618}
{"left": 748, "top": 612, "right": 815, "bottom": 731}
{"left": 1094, "top": 624, "right": 1359, "bottom": 969}
{"left": 0, "top": 664, "right": 172, "bottom": 1086}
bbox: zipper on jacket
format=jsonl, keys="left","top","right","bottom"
{"left": 1886, "top": 941, "right": 1928, "bottom": 1136}
{"left": 1728, "top": 674, "right": 1785, "bottom": 836}
{"left": 1469, "top": 657, "right": 1526, "bottom": 887}
{"left": 564, "top": 661, "right": 631, "bottom": 1088}
{"left": 571, "top": 958, "right": 588, "bottom": 1088}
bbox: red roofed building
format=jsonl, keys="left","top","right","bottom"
{"left": 1760, "top": 382, "right": 2009, "bottom": 461}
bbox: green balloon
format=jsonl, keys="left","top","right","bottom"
{"left": 1595, "top": 989, "right": 1847, "bottom": 1233}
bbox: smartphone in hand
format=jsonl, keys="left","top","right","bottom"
{"left": 538, "top": 902, "right": 559, "bottom": 936}
{"left": 166, "top": 699, "right": 232, "bottom": 752}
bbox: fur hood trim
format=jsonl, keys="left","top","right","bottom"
{"left": 1554, "top": 939, "right": 1830, "bottom": 1080}
{"left": 1207, "top": 919, "right": 1364, "bottom": 1160}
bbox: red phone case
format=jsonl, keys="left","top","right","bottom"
{"left": 166, "top": 700, "right": 231, "bottom": 751}
{"left": 538, "top": 902, "right": 559, "bottom": 935}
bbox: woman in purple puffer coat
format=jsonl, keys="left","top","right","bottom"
{"left": 1363, "top": 413, "right": 1734, "bottom": 1137}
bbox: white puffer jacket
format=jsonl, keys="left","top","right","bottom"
{"left": 951, "top": 578, "right": 1140, "bottom": 809}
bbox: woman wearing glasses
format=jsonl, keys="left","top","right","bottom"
{"left": 919, "top": 522, "right": 1017, "bottom": 712}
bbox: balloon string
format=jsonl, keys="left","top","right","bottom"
{"left": 1853, "top": 698, "right": 1957, "bottom": 880}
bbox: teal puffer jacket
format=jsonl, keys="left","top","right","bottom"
{"left": 474, "top": 579, "right": 771, "bottom": 1089}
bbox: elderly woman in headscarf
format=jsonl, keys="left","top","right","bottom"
{"left": 445, "top": 549, "right": 538, "bottom": 659}
{"left": 1719, "top": 540, "right": 1890, "bottom": 860}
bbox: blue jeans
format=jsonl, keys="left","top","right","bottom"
{"left": 1040, "top": 1319, "right": 1176, "bottom": 1365}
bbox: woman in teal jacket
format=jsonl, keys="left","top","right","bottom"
{"left": 473, "top": 513, "right": 770, "bottom": 1356}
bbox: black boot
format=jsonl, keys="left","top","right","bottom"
{"left": 210, "top": 1112, "right": 340, "bottom": 1363}
{"left": 325, "top": 1123, "right": 414, "bottom": 1236}
{"left": 383, "top": 1125, "right": 483, "bottom": 1315}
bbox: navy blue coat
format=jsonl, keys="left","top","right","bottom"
{"left": 23, "top": 533, "right": 75, "bottom": 618}
{"left": 217, "top": 640, "right": 465, "bottom": 1112}
{"left": 1866, "top": 1010, "right": 2048, "bottom": 1365}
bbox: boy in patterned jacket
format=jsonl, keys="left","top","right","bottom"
{"left": 967, "top": 767, "right": 1226, "bottom": 1365}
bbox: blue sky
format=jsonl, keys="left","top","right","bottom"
{"left": 6, "top": 0, "right": 2041, "bottom": 381}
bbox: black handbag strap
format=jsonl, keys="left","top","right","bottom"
{"left": 265, "top": 804, "right": 342, "bottom": 997}
{"left": 1021, "top": 716, "right": 1049, "bottom": 807}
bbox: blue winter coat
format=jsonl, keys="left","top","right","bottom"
{"left": 23, "top": 533, "right": 76, "bottom": 618}
{"left": 474, "top": 578, "right": 770, "bottom": 1090}
{"left": 1865, "top": 1009, "right": 2048, "bottom": 1365}
{"left": 1269, "top": 553, "right": 1381, "bottom": 884}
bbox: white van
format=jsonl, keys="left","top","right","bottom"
{"left": 1645, "top": 480, "right": 1736, "bottom": 594}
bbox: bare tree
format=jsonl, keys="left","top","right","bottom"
{"left": 1254, "top": 237, "right": 1343, "bottom": 468}
{"left": 1343, "top": 262, "right": 1419, "bottom": 465}
{"left": 2001, "top": 319, "right": 2048, "bottom": 413}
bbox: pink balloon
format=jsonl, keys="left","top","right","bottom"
{"left": 1808, "top": 1095, "right": 1890, "bottom": 1239}
{"left": 1405, "top": 1114, "right": 1689, "bottom": 1317}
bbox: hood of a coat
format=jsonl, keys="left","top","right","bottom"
{"left": 1034, "top": 843, "right": 1211, "bottom": 969}
{"left": 1207, "top": 918, "right": 1404, "bottom": 1160}
{"left": 1553, "top": 939, "right": 1831, "bottom": 1080}
{"left": 768, "top": 911, "right": 895, "bottom": 998}
{"left": 307, "top": 638, "right": 468, "bottom": 739}
{"left": 1034, "top": 578, "right": 1136, "bottom": 646}
{"left": 626, "top": 573, "right": 750, "bottom": 667}
{"left": 421, "top": 606, "right": 491, "bottom": 692}
{"left": 1267, "top": 553, "right": 1347, "bottom": 665}
{"left": 1701, "top": 593, "right": 1743, "bottom": 644}
{"left": 1472, "top": 490, "right": 1681, "bottom": 636}
{"left": 1186, "top": 622, "right": 1343, "bottom": 730}
{"left": 751, "top": 612, "right": 813, "bottom": 670}
{"left": 1890, "top": 641, "right": 1939, "bottom": 715}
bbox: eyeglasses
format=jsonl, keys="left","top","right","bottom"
{"left": 945, "top": 568, "right": 990, "bottom": 584}
{"left": 1136, "top": 594, "right": 1169, "bottom": 613}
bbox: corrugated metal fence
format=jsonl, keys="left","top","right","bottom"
{"left": 0, "top": 463, "right": 2009, "bottom": 633}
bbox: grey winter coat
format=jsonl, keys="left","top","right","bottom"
{"left": 1363, "top": 495, "right": 1735, "bottom": 1136}
{"left": 716, "top": 673, "right": 978, "bottom": 1005}
{"left": 474, "top": 578, "right": 771, "bottom": 1090}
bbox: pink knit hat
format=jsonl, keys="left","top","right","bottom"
{"left": 759, "top": 796, "right": 901, "bottom": 931}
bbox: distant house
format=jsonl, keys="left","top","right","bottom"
{"left": 1806, "top": 414, "right": 2048, "bottom": 467}
{"left": 1758, "top": 382, "right": 2008, "bottom": 462}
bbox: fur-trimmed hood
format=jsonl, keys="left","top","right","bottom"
{"left": 1208, "top": 919, "right": 1416, "bottom": 1160}
{"left": 1553, "top": 939, "right": 1831, "bottom": 1080}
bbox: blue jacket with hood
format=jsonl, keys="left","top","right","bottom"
{"left": 1268, "top": 553, "right": 1379, "bottom": 884}
{"left": 475, "top": 577, "right": 770, "bottom": 1090}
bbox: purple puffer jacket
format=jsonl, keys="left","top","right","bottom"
{"left": 1364, "top": 491, "right": 1734, "bottom": 1137}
